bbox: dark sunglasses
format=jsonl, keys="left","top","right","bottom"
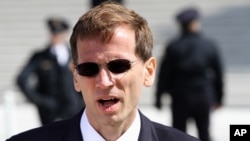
{"left": 76, "top": 59, "right": 138, "bottom": 77}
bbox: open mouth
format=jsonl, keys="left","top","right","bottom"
{"left": 98, "top": 98, "right": 119, "bottom": 108}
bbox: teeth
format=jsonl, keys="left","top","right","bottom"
{"left": 101, "top": 98, "right": 115, "bottom": 101}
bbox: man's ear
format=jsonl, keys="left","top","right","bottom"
{"left": 143, "top": 57, "right": 157, "bottom": 87}
{"left": 71, "top": 64, "right": 81, "bottom": 92}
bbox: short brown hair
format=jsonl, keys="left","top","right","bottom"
{"left": 70, "top": 1, "right": 153, "bottom": 64}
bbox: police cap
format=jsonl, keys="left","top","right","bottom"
{"left": 176, "top": 8, "right": 199, "bottom": 25}
{"left": 47, "top": 17, "right": 69, "bottom": 33}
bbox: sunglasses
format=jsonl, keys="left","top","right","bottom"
{"left": 75, "top": 59, "right": 138, "bottom": 77}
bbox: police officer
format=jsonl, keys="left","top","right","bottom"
{"left": 16, "top": 17, "right": 84, "bottom": 125}
{"left": 155, "top": 8, "right": 224, "bottom": 141}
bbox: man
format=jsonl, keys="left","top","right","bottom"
{"left": 7, "top": 2, "right": 199, "bottom": 141}
{"left": 16, "top": 17, "right": 84, "bottom": 125}
{"left": 155, "top": 8, "right": 224, "bottom": 141}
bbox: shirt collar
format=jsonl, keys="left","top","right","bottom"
{"left": 50, "top": 43, "right": 69, "bottom": 66}
{"left": 80, "top": 109, "right": 141, "bottom": 141}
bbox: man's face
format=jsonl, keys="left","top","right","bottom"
{"left": 72, "top": 25, "right": 156, "bottom": 126}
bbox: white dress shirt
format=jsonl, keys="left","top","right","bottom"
{"left": 51, "top": 43, "right": 69, "bottom": 66}
{"left": 80, "top": 109, "right": 141, "bottom": 141}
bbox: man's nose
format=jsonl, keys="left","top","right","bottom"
{"left": 95, "top": 68, "right": 114, "bottom": 89}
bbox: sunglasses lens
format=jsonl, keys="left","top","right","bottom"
{"left": 107, "top": 59, "right": 131, "bottom": 74}
{"left": 77, "top": 62, "right": 99, "bottom": 77}
{"left": 76, "top": 59, "right": 134, "bottom": 77}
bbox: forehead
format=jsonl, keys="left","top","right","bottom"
{"left": 76, "top": 26, "right": 136, "bottom": 61}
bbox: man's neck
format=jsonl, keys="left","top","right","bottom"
{"left": 86, "top": 109, "right": 138, "bottom": 141}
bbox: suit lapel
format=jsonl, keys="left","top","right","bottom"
{"left": 138, "top": 111, "right": 158, "bottom": 141}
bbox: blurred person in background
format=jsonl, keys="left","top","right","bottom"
{"left": 91, "top": 0, "right": 123, "bottom": 7}
{"left": 16, "top": 17, "right": 84, "bottom": 125}
{"left": 7, "top": 2, "right": 200, "bottom": 141}
{"left": 154, "top": 8, "right": 224, "bottom": 141}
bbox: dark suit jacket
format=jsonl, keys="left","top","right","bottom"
{"left": 6, "top": 109, "right": 200, "bottom": 141}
